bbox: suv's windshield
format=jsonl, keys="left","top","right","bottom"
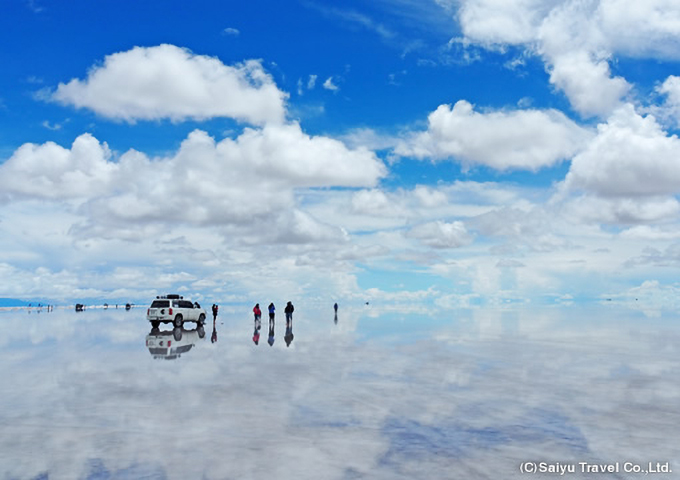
{"left": 150, "top": 300, "right": 169, "bottom": 308}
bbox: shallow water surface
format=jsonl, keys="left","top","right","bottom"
{"left": 0, "top": 304, "right": 678, "bottom": 479}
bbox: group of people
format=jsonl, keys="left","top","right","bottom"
{"left": 251, "top": 302, "right": 295, "bottom": 347}
{"left": 207, "top": 301, "right": 340, "bottom": 346}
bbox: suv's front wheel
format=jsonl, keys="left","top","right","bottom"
{"left": 173, "top": 314, "right": 184, "bottom": 328}
{"left": 198, "top": 313, "right": 206, "bottom": 324}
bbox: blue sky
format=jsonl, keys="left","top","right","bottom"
{"left": 2, "top": 0, "right": 680, "bottom": 307}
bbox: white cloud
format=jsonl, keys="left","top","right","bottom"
{"left": 395, "top": 100, "right": 590, "bottom": 170}
{"left": 41, "top": 120, "right": 63, "bottom": 131}
{"left": 620, "top": 225, "right": 680, "bottom": 241}
{"left": 564, "top": 104, "right": 680, "bottom": 197}
{"left": 412, "top": 185, "right": 448, "bottom": 208}
{"left": 50, "top": 44, "right": 288, "bottom": 125}
{"left": 0, "top": 133, "right": 116, "bottom": 201}
{"left": 351, "top": 189, "right": 406, "bottom": 218}
{"left": 454, "top": 0, "right": 680, "bottom": 117}
{"left": 308, "top": 74, "right": 318, "bottom": 89}
{"left": 561, "top": 195, "right": 680, "bottom": 225}
{"left": 457, "top": 0, "right": 557, "bottom": 46}
{"left": 323, "top": 76, "right": 339, "bottom": 92}
{"left": 0, "top": 124, "right": 386, "bottom": 246}
{"left": 656, "top": 75, "right": 680, "bottom": 127}
{"left": 543, "top": 50, "right": 630, "bottom": 118}
{"left": 406, "top": 220, "right": 473, "bottom": 248}
{"left": 223, "top": 27, "right": 240, "bottom": 36}
{"left": 597, "top": 0, "right": 680, "bottom": 59}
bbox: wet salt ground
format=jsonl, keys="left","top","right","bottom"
{"left": 0, "top": 304, "right": 678, "bottom": 479}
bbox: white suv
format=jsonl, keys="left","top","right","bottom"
{"left": 146, "top": 294, "right": 206, "bottom": 328}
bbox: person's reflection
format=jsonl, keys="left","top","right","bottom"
{"left": 268, "top": 316, "right": 275, "bottom": 346}
{"left": 211, "top": 318, "right": 218, "bottom": 343}
{"left": 284, "top": 324, "right": 294, "bottom": 347}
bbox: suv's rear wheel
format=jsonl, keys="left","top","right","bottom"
{"left": 173, "top": 327, "right": 183, "bottom": 341}
{"left": 173, "top": 314, "right": 184, "bottom": 328}
{"left": 198, "top": 313, "right": 206, "bottom": 324}
{"left": 151, "top": 320, "right": 160, "bottom": 329}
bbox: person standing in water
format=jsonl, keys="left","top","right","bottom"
{"left": 253, "top": 303, "right": 262, "bottom": 331}
{"left": 284, "top": 301, "right": 294, "bottom": 328}
{"left": 212, "top": 303, "right": 219, "bottom": 322}
{"left": 268, "top": 303, "right": 275, "bottom": 326}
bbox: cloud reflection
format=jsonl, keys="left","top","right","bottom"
{"left": 0, "top": 305, "right": 678, "bottom": 479}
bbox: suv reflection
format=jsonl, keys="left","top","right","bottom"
{"left": 145, "top": 324, "right": 206, "bottom": 360}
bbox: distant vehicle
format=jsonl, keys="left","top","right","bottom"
{"left": 146, "top": 294, "right": 206, "bottom": 329}
{"left": 145, "top": 325, "right": 205, "bottom": 360}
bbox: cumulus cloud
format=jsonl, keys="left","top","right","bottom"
{"left": 454, "top": 0, "right": 680, "bottom": 117}
{"left": 395, "top": 100, "right": 590, "bottom": 170}
{"left": 544, "top": 50, "right": 630, "bottom": 118}
{"left": 0, "top": 124, "right": 386, "bottom": 239}
{"left": 656, "top": 75, "right": 680, "bottom": 127}
{"left": 457, "top": 0, "right": 557, "bottom": 46}
{"left": 406, "top": 220, "right": 473, "bottom": 248}
{"left": 561, "top": 195, "right": 680, "bottom": 225}
{"left": 50, "top": 44, "right": 287, "bottom": 125}
{"left": 351, "top": 189, "right": 408, "bottom": 218}
{"left": 597, "top": 0, "right": 680, "bottom": 59}
{"left": 0, "top": 133, "right": 116, "bottom": 201}
{"left": 564, "top": 104, "right": 680, "bottom": 197}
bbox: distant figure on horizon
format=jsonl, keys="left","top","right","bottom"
{"left": 285, "top": 301, "right": 294, "bottom": 328}
{"left": 212, "top": 303, "right": 219, "bottom": 321}
{"left": 334, "top": 302, "right": 338, "bottom": 313}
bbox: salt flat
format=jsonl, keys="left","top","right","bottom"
{"left": 0, "top": 303, "right": 677, "bottom": 479}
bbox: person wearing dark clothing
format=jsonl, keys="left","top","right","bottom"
{"left": 334, "top": 302, "right": 338, "bottom": 313}
{"left": 284, "top": 301, "right": 294, "bottom": 328}
{"left": 212, "top": 304, "right": 218, "bottom": 321}
{"left": 268, "top": 303, "right": 275, "bottom": 328}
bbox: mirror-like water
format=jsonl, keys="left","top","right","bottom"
{"left": 0, "top": 304, "right": 678, "bottom": 479}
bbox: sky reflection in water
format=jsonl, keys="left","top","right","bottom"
{"left": 0, "top": 304, "right": 678, "bottom": 479}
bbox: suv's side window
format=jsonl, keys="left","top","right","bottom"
{"left": 179, "top": 300, "right": 194, "bottom": 309}
{"left": 172, "top": 300, "right": 180, "bottom": 308}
